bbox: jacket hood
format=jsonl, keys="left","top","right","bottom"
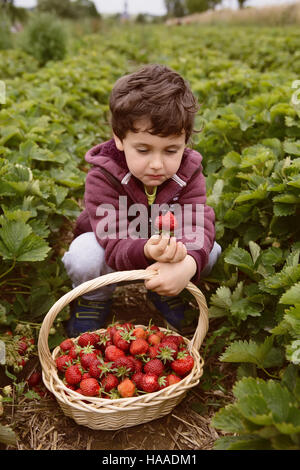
{"left": 84, "top": 138, "right": 203, "bottom": 186}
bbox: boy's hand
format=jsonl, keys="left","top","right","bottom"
{"left": 144, "top": 234, "right": 187, "bottom": 263}
{"left": 144, "top": 255, "right": 197, "bottom": 297}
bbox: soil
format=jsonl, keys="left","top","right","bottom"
{"left": 1, "top": 282, "right": 235, "bottom": 451}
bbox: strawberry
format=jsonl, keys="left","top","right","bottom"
{"left": 157, "top": 331, "right": 166, "bottom": 340}
{"left": 89, "top": 358, "right": 113, "bottom": 378}
{"left": 158, "top": 375, "right": 168, "bottom": 390}
{"left": 107, "top": 321, "right": 122, "bottom": 340}
{"left": 158, "top": 374, "right": 181, "bottom": 389}
{"left": 69, "top": 345, "right": 79, "bottom": 360}
{"left": 166, "top": 374, "right": 181, "bottom": 386}
{"left": 89, "top": 359, "right": 102, "bottom": 379}
{"left": 18, "top": 358, "right": 28, "bottom": 368}
{"left": 90, "top": 332, "right": 100, "bottom": 345}
{"left": 131, "top": 357, "right": 143, "bottom": 372}
{"left": 132, "top": 327, "right": 148, "bottom": 339}
{"left": 148, "top": 344, "right": 160, "bottom": 359}
{"left": 113, "top": 327, "right": 136, "bottom": 352}
{"left": 89, "top": 358, "right": 103, "bottom": 378}
{"left": 33, "top": 385, "right": 48, "bottom": 398}
{"left": 59, "top": 338, "right": 74, "bottom": 352}
{"left": 148, "top": 320, "right": 160, "bottom": 334}
{"left": 79, "top": 378, "right": 100, "bottom": 397}
{"left": 101, "top": 373, "right": 119, "bottom": 393}
{"left": 154, "top": 211, "right": 178, "bottom": 233}
{"left": 156, "top": 342, "right": 177, "bottom": 364}
{"left": 65, "top": 384, "right": 76, "bottom": 391}
{"left": 129, "top": 338, "right": 149, "bottom": 356}
{"left": 160, "top": 337, "right": 179, "bottom": 352}
{"left": 140, "top": 373, "right": 159, "bottom": 393}
{"left": 121, "top": 322, "right": 134, "bottom": 331}
{"left": 82, "top": 372, "right": 92, "bottom": 380}
{"left": 162, "top": 335, "right": 184, "bottom": 347}
{"left": 132, "top": 372, "right": 144, "bottom": 389}
{"left": 27, "top": 371, "right": 42, "bottom": 388}
{"left": 112, "top": 356, "right": 135, "bottom": 376}
{"left": 105, "top": 345, "right": 126, "bottom": 362}
{"left": 55, "top": 354, "right": 72, "bottom": 372}
{"left": 18, "top": 340, "right": 28, "bottom": 355}
{"left": 65, "top": 364, "right": 82, "bottom": 385}
{"left": 80, "top": 346, "right": 98, "bottom": 370}
{"left": 117, "top": 378, "right": 136, "bottom": 398}
{"left": 78, "top": 332, "right": 98, "bottom": 347}
{"left": 171, "top": 351, "right": 194, "bottom": 376}
{"left": 97, "top": 333, "right": 113, "bottom": 353}
{"left": 143, "top": 358, "right": 164, "bottom": 376}
{"left": 147, "top": 333, "right": 161, "bottom": 345}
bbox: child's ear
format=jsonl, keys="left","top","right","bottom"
{"left": 113, "top": 133, "right": 124, "bottom": 151}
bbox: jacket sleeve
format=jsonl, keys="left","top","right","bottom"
{"left": 175, "top": 166, "right": 216, "bottom": 284}
{"left": 84, "top": 167, "right": 152, "bottom": 272}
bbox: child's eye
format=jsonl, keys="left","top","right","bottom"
{"left": 166, "top": 150, "right": 177, "bottom": 154}
{"left": 137, "top": 149, "right": 148, "bottom": 153}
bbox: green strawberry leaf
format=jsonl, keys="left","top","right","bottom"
{"left": 219, "top": 336, "right": 279, "bottom": 369}
{"left": 224, "top": 246, "right": 256, "bottom": 279}
{"left": 280, "top": 282, "right": 300, "bottom": 305}
{"left": 0, "top": 219, "right": 50, "bottom": 262}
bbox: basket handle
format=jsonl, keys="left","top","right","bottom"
{"left": 38, "top": 269, "right": 209, "bottom": 380}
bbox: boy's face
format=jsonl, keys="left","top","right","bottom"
{"left": 113, "top": 119, "right": 186, "bottom": 192}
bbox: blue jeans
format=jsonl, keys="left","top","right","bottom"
{"left": 62, "top": 232, "right": 222, "bottom": 301}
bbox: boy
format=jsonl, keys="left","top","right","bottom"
{"left": 62, "top": 64, "right": 221, "bottom": 337}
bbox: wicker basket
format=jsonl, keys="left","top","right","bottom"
{"left": 38, "top": 269, "right": 209, "bottom": 430}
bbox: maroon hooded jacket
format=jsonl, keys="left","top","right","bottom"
{"left": 73, "top": 139, "right": 216, "bottom": 285}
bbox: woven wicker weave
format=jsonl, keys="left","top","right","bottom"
{"left": 38, "top": 269, "right": 209, "bottom": 430}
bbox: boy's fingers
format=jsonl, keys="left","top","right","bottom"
{"left": 164, "top": 237, "right": 177, "bottom": 259}
{"left": 157, "top": 234, "right": 170, "bottom": 253}
{"left": 171, "top": 241, "right": 187, "bottom": 263}
{"left": 149, "top": 234, "right": 161, "bottom": 245}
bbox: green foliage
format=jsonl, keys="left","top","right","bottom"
{"left": 0, "top": 14, "right": 13, "bottom": 50}
{"left": 186, "top": 0, "right": 222, "bottom": 14}
{"left": 212, "top": 368, "right": 300, "bottom": 449}
{"left": 17, "top": 13, "right": 68, "bottom": 66}
{"left": 37, "top": 0, "right": 100, "bottom": 19}
{"left": 164, "top": 0, "right": 186, "bottom": 17}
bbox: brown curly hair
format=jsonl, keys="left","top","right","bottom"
{"left": 109, "top": 64, "right": 200, "bottom": 144}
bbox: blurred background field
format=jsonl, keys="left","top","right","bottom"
{"left": 0, "top": 0, "right": 300, "bottom": 451}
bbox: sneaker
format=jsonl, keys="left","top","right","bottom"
{"left": 146, "top": 291, "right": 188, "bottom": 333}
{"left": 66, "top": 296, "right": 112, "bottom": 338}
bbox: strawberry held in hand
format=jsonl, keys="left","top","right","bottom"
{"left": 154, "top": 211, "right": 178, "bottom": 235}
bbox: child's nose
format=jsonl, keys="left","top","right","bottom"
{"left": 149, "top": 154, "right": 163, "bottom": 170}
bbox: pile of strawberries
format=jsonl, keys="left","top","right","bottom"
{"left": 55, "top": 321, "right": 195, "bottom": 399}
